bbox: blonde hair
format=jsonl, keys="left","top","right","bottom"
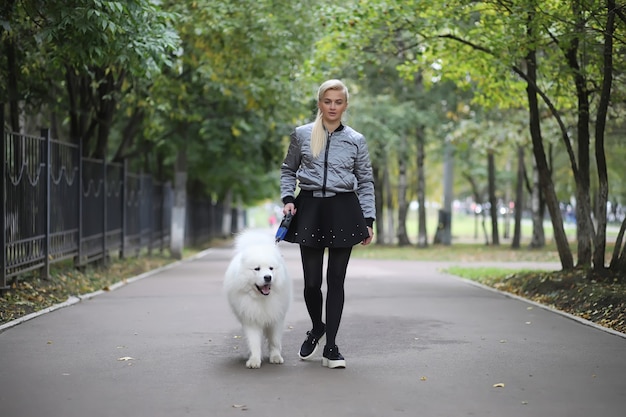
{"left": 310, "top": 79, "right": 349, "bottom": 158}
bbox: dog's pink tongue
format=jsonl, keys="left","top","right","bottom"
{"left": 261, "top": 285, "right": 271, "bottom": 295}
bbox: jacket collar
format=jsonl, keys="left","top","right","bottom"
{"left": 324, "top": 123, "right": 345, "bottom": 134}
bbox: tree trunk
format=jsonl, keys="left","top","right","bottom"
{"left": 373, "top": 164, "right": 384, "bottom": 245}
{"left": 488, "top": 151, "right": 499, "bottom": 245}
{"left": 529, "top": 160, "right": 545, "bottom": 248}
{"left": 416, "top": 125, "right": 428, "bottom": 247}
{"left": 525, "top": 47, "right": 573, "bottom": 267}
{"left": 512, "top": 146, "right": 524, "bottom": 249}
{"left": 593, "top": 0, "right": 615, "bottom": 271}
{"left": 503, "top": 157, "right": 512, "bottom": 240}
{"left": 4, "top": 36, "right": 20, "bottom": 132}
{"left": 65, "top": 68, "right": 79, "bottom": 143}
{"left": 566, "top": 1, "right": 593, "bottom": 268}
{"left": 481, "top": 211, "right": 489, "bottom": 245}
{"left": 170, "top": 144, "right": 187, "bottom": 260}
{"left": 383, "top": 163, "right": 394, "bottom": 244}
{"left": 221, "top": 189, "right": 233, "bottom": 238}
{"left": 609, "top": 216, "right": 626, "bottom": 274}
{"left": 93, "top": 69, "right": 120, "bottom": 159}
{"left": 113, "top": 107, "right": 145, "bottom": 162}
{"left": 463, "top": 171, "right": 488, "bottom": 245}
{"left": 93, "top": 75, "right": 113, "bottom": 159}
{"left": 65, "top": 68, "right": 95, "bottom": 152}
{"left": 433, "top": 141, "right": 453, "bottom": 245}
{"left": 397, "top": 143, "right": 411, "bottom": 246}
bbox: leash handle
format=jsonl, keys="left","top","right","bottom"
{"left": 275, "top": 212, "right": 293, "bottom": 242}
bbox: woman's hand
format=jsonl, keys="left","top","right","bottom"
{"left": 283, "top": 203, "right": 296, "bottom": 216}
{"left": 362, "top": 226, "right": 373, "bottom": 245}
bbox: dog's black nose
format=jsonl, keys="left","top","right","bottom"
{"left": 264, "top": 275, "right": 272, "bottom": 283}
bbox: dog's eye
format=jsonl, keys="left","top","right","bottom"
{"left": 254, "top": 267, "right": 261, "bottom": 271}
{"left": 269, "top": 267, "right": 274, "bottom": 271}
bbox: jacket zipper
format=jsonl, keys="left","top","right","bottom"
{"left": 322, "top": 131, "right": 331, "bottom": 195}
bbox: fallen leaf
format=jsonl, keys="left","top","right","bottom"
{"left": 118, "top": 356, "right": 135, "bottom": 361}
{"left": 420, "top": 376, "right": 427, "bottom": 381}
{"left": 493, "top": 383, "right": 505, "bottom": 388}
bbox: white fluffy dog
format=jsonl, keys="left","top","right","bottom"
{"left": 224, "top": 229, "right": 292, "bottom": 368}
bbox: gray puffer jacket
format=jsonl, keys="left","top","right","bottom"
{"left": 280, "top": 122, "right": 376, "bottom": 222}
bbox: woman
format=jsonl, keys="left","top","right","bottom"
{"left": 280, "top": 79, "right": 375, "bottom": 369}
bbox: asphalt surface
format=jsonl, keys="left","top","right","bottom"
{"left": 1, "top": 233, "right": 625, "bottom": 417}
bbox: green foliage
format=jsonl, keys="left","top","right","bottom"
{"left": 39, "top": 0, "right": 179, "bottom": 78}
{"left": 3, "top": 0, "right": 626, "bottom": 227}
{"left": 1, "top": 0, "right": 181, "bottom": 162}
{"left": 142, "top": 0, "right": 323, "bottom": 204}
{"left": 314, "top": 0, "right": 626, "bottom": 218}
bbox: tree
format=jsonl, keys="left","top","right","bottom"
{"left": 313, "top": 5, "right": 457, "bottom": 246}
{"left": 146, "top": 0, "right": 324, "bottom": 233}
{"left": 325, "top": 0, "right": 626, "bottom": 273}
{"left": 1, "top": 0, "right": 180, "bottom": 163}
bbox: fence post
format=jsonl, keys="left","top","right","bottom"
{"left": 41, "top": 128, "right": 50, "bottom": 279}
{"left": 1, "top": 105, "right": 6, "bottom": 290}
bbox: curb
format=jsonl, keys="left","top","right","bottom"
{"left": 452, "top": 273, "right": 626, "bottom": 340}
{"left": 0, "top": 248, "right": 216, "bottom": 334}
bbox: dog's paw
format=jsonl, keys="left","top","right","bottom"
{"left": 269, "top": 353, "right": 284, "bottom": 364}
{"left": 246, "top": 357, "right": 262, "bottom": 369}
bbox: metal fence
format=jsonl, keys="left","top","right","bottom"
{"left": 1, "top": 128, "right": 176, "bottom": 290}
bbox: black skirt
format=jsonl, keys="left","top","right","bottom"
{"left": 284, "top": 190, "right": 368, "bottom": 248}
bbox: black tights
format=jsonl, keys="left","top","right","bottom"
{"left": 299, "top": 244, "right": 353, "bottom": 348}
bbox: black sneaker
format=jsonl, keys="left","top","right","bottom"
{"left": 298, "top": 329, "right": 325, "bottom": 360}
{"left": 322, "top": 345, "right": 346, "bottom": 369}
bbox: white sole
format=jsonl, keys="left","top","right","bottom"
{"left": 322, "top": 357, "right": 346, "bottom": 369}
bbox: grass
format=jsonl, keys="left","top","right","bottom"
{"left": 351, "top": 241, "right": 562, "bottom": 262}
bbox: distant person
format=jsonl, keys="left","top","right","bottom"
{"left": 279, "top": 79, "right": 375, "bottom": 369}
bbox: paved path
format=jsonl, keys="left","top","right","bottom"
{"left": 1, "top": 237, "right": 625, "bottom": 417}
